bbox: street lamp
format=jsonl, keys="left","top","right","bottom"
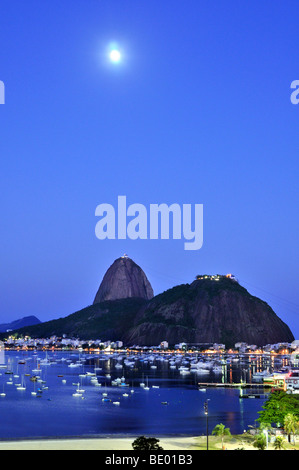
{"left": 263, "top": 429, "right": 269, "bottom": 450}
{"left": 204, "top": 399, "right": 210, "bottom": 450}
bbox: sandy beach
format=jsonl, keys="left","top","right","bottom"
{"left": 0, "top": 435, "right": 293, "bottom": 450}
{"left": 0, "top": 436, "right": 200, "bottom": 451}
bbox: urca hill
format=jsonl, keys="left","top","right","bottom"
{"left": 10, "top": 256, "right": 294, "bottom": 348}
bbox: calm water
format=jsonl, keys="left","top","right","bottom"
{"left": 0, "top": 350, "right": 278, "bottom": 439}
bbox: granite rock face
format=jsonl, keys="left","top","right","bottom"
{"left": 123, "top": 278, "right": 294, "bottom": 347}
{"left": 93, "top": 256, "right": 154, "bottom": 304}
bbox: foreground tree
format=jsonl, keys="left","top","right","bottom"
{"left": 273, "top": 436, "right": 285, "bottom": 450}
{"left": 257, "top": 391, "right": 299, "bottom": 428}
{"left": 284, "top": 413, "right": 299, "bottom": 445}
{"left": 132, "top": 436, "right": 164, "bottom": 451}
{"left": 212, "top": 423, "right": 231, "bottom": 450}
{"left": 253, "top": 433, "right": 267, "bottom": 450}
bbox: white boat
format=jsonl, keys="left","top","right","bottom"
{"left": 144, "top": 377, "right": 150, "bottom": 390}
{"left": 140, "top": 374, "right": 145, "bottom": 387}
{"left": 124, "top": 361, "right": 134, "bottom": 368}
{"left": 17, "top": 376, "right": 26, "bottom": 391}
{"left": 40, "top": 354, "right": 51, "bottom": 366}
{"left": 179, "top": 368, "right": 190, "bottom": 375}
{"left": 252, "top": 370, "right": 271, "bottom": 380}
{"left": 190, "top": 360, "right": 213, "bottom": 369}
{"left": 76, "top": 382, "right": 85, "bottom": 393}
{"left": 92, "top": 380, "right": 101, "bottom": 387}
{"left": 31, "top": 382, "right": 37, "bottom": 396}
{"left": 195, "top": 368, "right": 210, "bottom": 375}
{"left": 212, "top": 366, "right": 223, "bottom": 374}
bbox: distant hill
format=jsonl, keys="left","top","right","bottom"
{"left": 0, "top": 315, "right": 41, "bottom": 333}
{"left": 3, "top": 298, "right": 146, "bottom": 341}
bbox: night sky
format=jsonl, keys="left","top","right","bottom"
{"left": 0, "top": 1, "right": 298, "bottom": 339}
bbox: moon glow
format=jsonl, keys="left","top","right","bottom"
{"left": 109, "top": 49, "right": 121, "bottom": 63}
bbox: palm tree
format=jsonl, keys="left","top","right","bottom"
{"left": 259, "top": 422, "right": 272, "bottom": 449}
{"left": 212, "top": 423, "right": 231, "bottom": 450}
{"left": 284, "top": 413, "right": 299, "bottom": 445}
{"left": 253, "top": 433, "right": 267, "bottom": 450}
{"left": 273, "top": 436, "right": 285, "bottom": 450}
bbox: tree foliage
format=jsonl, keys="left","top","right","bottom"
{"left": 212, "top": 423, "right": 231, "bottom": 449}
{"left": 253, "top": 433, "right": 267, "bottom": 450}
{"left": 132, "top": 436, "right": 164, "bottom": 451}
{"left": 257, "top": 391, "right": 299, "bottom": 428}
{"left": 273, "top": 435, "right": 285, "bottom": 450}
{"left": 284, "top": 413, "right": 299, "bottom": 444}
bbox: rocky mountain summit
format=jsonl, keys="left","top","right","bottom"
{"left": 93, "top": 255, "right": 154, "bottom": 304}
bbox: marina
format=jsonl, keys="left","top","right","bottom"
{"left": 197, "top": 382, "right": 268, "bottom": 388}
{"left": 0, "top": 349, "right": 295, "bottom": 440}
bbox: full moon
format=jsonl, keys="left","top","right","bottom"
{"left": 109, "top": 49, "right": 121, "bottom": 63}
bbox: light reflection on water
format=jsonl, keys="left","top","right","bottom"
{"left": 0, "top": 350, "right": 286, "bottom": 439}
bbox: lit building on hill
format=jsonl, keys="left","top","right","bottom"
{"left": 195, "top": 273, "right": 238, "bottom": 282}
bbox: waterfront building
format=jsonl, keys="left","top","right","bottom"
{"left": 285, "top": 370, "right": 299, "bottom": 393}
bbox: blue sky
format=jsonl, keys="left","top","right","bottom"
{"left": 0, "top": 1, "right": 298, "bottom": 339}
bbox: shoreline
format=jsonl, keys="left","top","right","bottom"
{"left": 0, "top": 435, "right": 201, "bottom": 450}
{"left": 0, "top": 434, "right": 296, "bottom": 451}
